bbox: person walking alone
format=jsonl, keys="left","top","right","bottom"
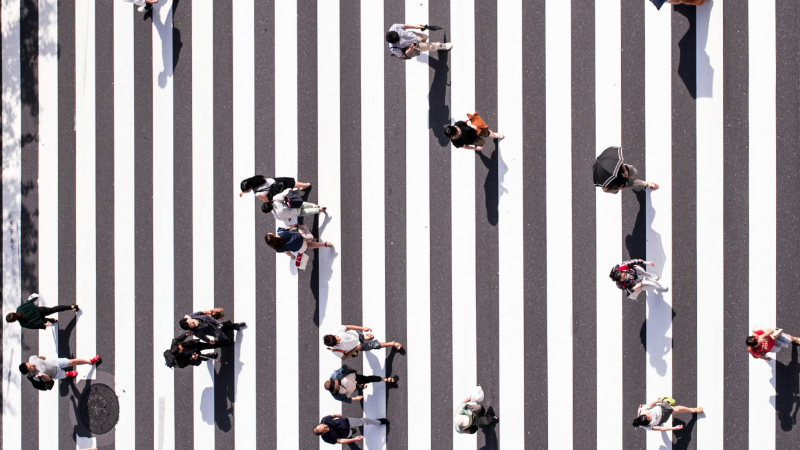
{"left": 444, "top": 119, "right": 504, "bottom": 152}
{"left": 5, "top": 293, "right": 79, "bottom": 330}
{"left": 313, "top": 414, "right": 388, "bottom": 445}
{"left": 601, "top": 163, "right": 658, "bottom": 194}
{"left": 453, "top": 393, "right": 499, "bottom": 434}
{"left": 633, "top": 398, "right": 702, "bottom": 431}
{"left": 386, "top": 23, "right": 452, "bottom": 60}
{"left": 322, "top": 324, "right": 403, "bottom": 361}
{"left": 746, "top": 326, "right": 800, "bottom": 361}
{"left": 609, "top": 259, "right": 666, "bottom": 299}
{"left": 324, "top": 364, "right": 398, "bottom": 404}
{"left": 19, "top": 354, "right": 100, "bottom": 381}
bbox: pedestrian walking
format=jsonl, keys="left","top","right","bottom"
{"left": 168, "top": 331, "right": 219, "bottom": 368}
{"left": 324, "top": 364, "right": 398, "bottom": 404}
{"left": 454, "top": 392, "right": 499, "bottom": 434}
{"left": 239, "top": 175, "right": 311, "bottom": 203}
{"left": 19, "top": 354, "right": 100, "bottom": 382}
{"left": 121, "top": 0, "right": 158, "bottom": 13}
{"left": 5, "top": 293, "right": 79, "bottom": 330}
{"left": 593, "top": 146, "right": 659, "bottom": 194}
{"left": 746, "top": 326, "right": 800, "bottom": 361}
{"left": 313, "top": 414, "right": 388, "bottom": 445}
{"left": 444, "top": 113, "right": 504, "bottom": 151}
{"left": 265, "top": 224, "right": 333, "bottom": 260}
{"left": 609, "top": 259, "right": 666, "bottom": 299}
{"left": 633, "top": 398, "right": 702, "bottom": 431}
{"left": 386, "top": 23, "right": 452, "bottom": 60}
{"left": 261, "top": 188, "right": 327, "bottom": 222}
{"left": 602, "top": 163, "right": 659, "bottom": 193}
{"left": 178, "top": 312, "right": 246, "bottom": 348}
{"left": 323, "top": 325, "right": 403, "bottom": 361}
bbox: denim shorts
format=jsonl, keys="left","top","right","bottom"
{"left": 357, "top": 331, "right": 382, "bottom": 351}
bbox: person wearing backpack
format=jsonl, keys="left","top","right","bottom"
{"left": 5, "top": 293, "right": 79, "bottom": 329}
{"left": 609, "top": 259, "right": 666, "bottom": 299}
{"left": 239, "top": 175, "right": 311, "bottom": 203}
{"left": 262, "top": 188, "right": 327, "bottom": 222}
{"left": 168, "top": 331, "right": 219, "bottom": 368}
{"left": 324, "top": 364, "right": 398, "bottom": 404}
{"left": 19, "top": 354, "right": 100, "bottom": 382}
{"left": 264, "top": 224, "right": 333, "bottom": 260}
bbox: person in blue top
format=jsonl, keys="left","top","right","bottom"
{"left": 264, "top": 223, "right": 333, "bottom": 260}
{"left": 324, "top": 364, "right": 398, "bottom": 404}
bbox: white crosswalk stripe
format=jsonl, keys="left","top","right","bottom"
{"left": 1, "top": 1, "right": 799, "bottom": 449}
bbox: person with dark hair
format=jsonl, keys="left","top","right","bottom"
{"left": 633, "top": 398, "right": 702, "bottom": 431}
{"left": 667, "top": 0, "right": 706, "bottom": 5}
{"left": 239, "top": 175, "right": 311, "bottom": 203}
{"left": 5, "top": 293, "right": 79, "bottom": 329}
{"left": 601, "top": 162, "right": 659, "bottom": 194}
{"left": 178, "top": 312, "right": 245, "bottom": 347}
{"left": 169, "top": 331, "right": 219, "bottom": 368}
{"left": 121, "top": 0, "right": 158, "bottom": 14}
{"left": 386, "top": 23, "right": 451, "bottom": 60}
{"left": 609, "top": 259, "right": 666, "bottom": 299}
{"left": 268, "top": 188, "right": 327, "bottom": 222}
{"left": 454, "top": 394, "right": 499, "bottom": 434}
{"left": 324, "top": 364, "right": 398, "bottom": 404}
{"left": 19, "top": 354, "right": 100, "bottom": 382}
{"left": 746, "top": 326, "right": 800, "bottom": 361}
{"left": 444, "top": 120, "right": 503, "bottom": 151}
{"left": 322, "top": 324, "right": 402, "bottom": 360}
{"left": 264, "top": 224, "right": 333, "bottom": 260}
{"left": 313, "top": 414, "right": 388, "bottom": 445}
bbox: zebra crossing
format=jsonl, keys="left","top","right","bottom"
{"left": 2, "top": 0, "right": 800, "bottom": 449}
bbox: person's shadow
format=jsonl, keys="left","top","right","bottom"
{"left": 672, "top": 411, "right": 699, "bottom": 450}
{"left": 428, "top": 40, "right": 450, "bottom": 147}
{"left": 478, "top": 406, "right": 498, "bottom": 450}
{"left": 642, "top": 190, "right": 672, "bottom": 376}
{"left": 775, "top": 345, "right": 800, "bottom": 431}
{"left": 477, "top": 149, "right": 500, "bottom": 225}
{"left": 676, "top": 2, "right": 715, "bottom": 98}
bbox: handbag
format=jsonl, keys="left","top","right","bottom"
{"left": 297, "top": 224, "right": 315, "bottom": 241}
{"left": 210, "top": 308, "right": 225, "bottom": 320}
{"left": 466, "top": 112, "right": 491, "bottom": 137}
{"left": 295, "top": 252, "right": 310, "bottom": 270}
{"left": 285, "top": 190, "right": 304, "bottom": 208}
{"left": 470, "top": 385, "right": 485, "bottom": 403}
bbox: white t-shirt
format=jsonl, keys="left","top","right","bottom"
{"left": 638, "top": 405, "right": 663, "bottom": 430}
{"left": 329, "top": 325, "right": 360, "bottom": 358}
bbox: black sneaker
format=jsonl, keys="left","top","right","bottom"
{"left": 378, "top": 418, "right": 389, "bottom": 425}
{"left": 206, "top": 352, "right": 218, "bottom": 359}
{"left": 234, "top": 322, "right": 247, "bottom": 330}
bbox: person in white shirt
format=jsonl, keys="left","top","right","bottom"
{"left": 121, "top": 0, "right": 158, "bottom": 13}
{"left": 322, "top": 325, "right": 403, "bottom": 360}
{"left": 632, "top": 398, "right": 702, "bottom": 431}
{"left": 261, "top": 188, "right": 327, "bottom": 222}
{"left": 454, "top": 394, "right": 498, "bottom": 434}
{"left": 385, "top": 23, "right": 452, "bottom": 60}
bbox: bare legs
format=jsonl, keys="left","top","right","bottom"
{"left": 488, "top": 129, "right": 504, "bottom": 139}
{"left": 672, "top": 405, "right": 703, "bottom": 414}
{"left": 306, "top": 241, "right": 333, "bottom": 250}
{"left": 295, "top": 181, "right": 311, "bottom": 190}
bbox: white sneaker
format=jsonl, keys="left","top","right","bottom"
{"left": 137, "top": 5, "right": 146, "bottom": 12}
{"left": 27, "top": 293, "right": 39, "bottom": 302}
{"left": 442, "top": 43, "right": 453, "bottom": 50}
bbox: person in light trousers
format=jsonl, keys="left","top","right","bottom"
{"left": 609, "top": 259, "right": 666, "bottom": 299}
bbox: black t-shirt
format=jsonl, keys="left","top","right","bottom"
{"left": 319, "top": 416, "right": 350, "bottom": 444}
{"left": 450, "top": 121, "right": 479, "bottom": 148}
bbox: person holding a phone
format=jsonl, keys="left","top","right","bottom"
{"left": 386, "top": 23, "right": 452, "bottom": 60}
{"left": 747, "top": 326, "right": 800, "bottom": 361}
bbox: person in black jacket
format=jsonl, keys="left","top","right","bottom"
{"left": 169, "top": 332, "right": 218, "bottom": 368}
{"left": 178, "top": 312, "right": 246, "bottom": 347}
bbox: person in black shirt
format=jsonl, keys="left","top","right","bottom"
{"left": 170, "top": 332, "right": 218, "bottom": 368}
{"left": 602, "top": 163, "right": 659, "bottom": 194}
{"left": 313, "top": 414, "right": 388, "bottom": 445}
{"left": 444, "top": 121, "right": 504, "bottom": 151}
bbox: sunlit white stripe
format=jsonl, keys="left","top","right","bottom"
{"left": 595, "top": 1, "right": 623, "bottom": 448}
{"left": 75, "top": 0, "right": 97, "bottom": 384}
{"left": 152, "top": 3, "right": 175, "bottom": 449}
{"left": 449, "top": 0, "right": 477, "bottom": 446}
{"left": 748, "top": 2, "right": 777, "bottom": 449}
{"left": 405, "top": 1, "right": 432, "bottom": 449}
{"left": 360, "top": 1, "right": 387, "bottom": 449}
{"left": 274, "top": 0, "right": 300, "bottom": 447}
{"left": 545, "top": 0, "right": 573, "bottom": 447}
{"left": 644, "top": 4, "right": 672, "bottom": 450}
{"left": 38, "top": 0, "right": 60, "bottom": 446}
{"left": 232, "top": 1, "right": 257, "bottom": 449}
{"left": 497, "top": 0, "right": 524, "bottom": 448}
{"left": 113, "top": 1, "right": 136, "bottom": 445}
{"left": 1, "top": 0, "right": 22, "bottom": 447}
{"left": 317, "top": 2, "right": 343, "bottom": 449}
{"left": 192, "top": 2, "right": 216, "bottom": 448}
{"left": 695, "top": 1, "right": 725, "bottom": 448}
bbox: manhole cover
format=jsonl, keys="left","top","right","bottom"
{"left": 78, "top": 383, "right": 119, "bottom": 434}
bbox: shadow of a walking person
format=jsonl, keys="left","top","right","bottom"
{"left": 776, "top": 345, "right": 800, "bottom": 431}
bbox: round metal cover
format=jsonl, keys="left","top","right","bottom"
{"left": 78, "top": 383, "right": 119, "bottom": 435}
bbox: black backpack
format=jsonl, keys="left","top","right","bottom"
{"left": 164, "top": 349, "right": 179, "bottom": 369}
{"left": 285, "top": 190, "right": 304, "bottom": 208}
{"left": 265, "top": 181, "right": 285, "bottom": 200}
{"left": 29, "top": 376, "right": 54, "bottom": 391}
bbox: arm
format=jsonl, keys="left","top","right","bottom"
{"left": 284, "top": 251, "right": 296, "bottom": 260}
{"left": 462, "top": 145, "right": 483, "bottom": 151}
{"left": 602, "top": 185, "right": 625, "bottom": 193}
{"left": 344, "top": 325, "right": 371, "bottom": 332}
{"left": 341, "top": 345, "right": 362, "bottom": 360}
{"left": 652, "top": 425, "right": 683, "bottom": 431}
{"left": 337, "top": 437, "right": 365, "bottom": 444}
{"left": 255, "top": 194, "right": 269, "bottom": 202}
{"left": 38, "top": 373, "right": 52, "bottom": 382}
{"left": 272, "top": 189, "right": 290, "bottom": 203}
{"left": 402, "top": 24, "right": 424, "bottom": 30}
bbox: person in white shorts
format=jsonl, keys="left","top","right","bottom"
{"left": 19, "top": 354, "right": 100, "bottom": 381}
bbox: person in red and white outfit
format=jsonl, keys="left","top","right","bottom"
{"left": 746, "top": 327, "right": 800, "bottom": 361}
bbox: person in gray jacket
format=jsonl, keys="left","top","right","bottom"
{"left": 453, "top": 395, "right": 499, "bottom": 434}
{"left": 324, "top": 364, "right": 398, "bottom": 404}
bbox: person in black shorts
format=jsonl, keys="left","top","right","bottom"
{"left": 444, "top": 121, "right": 504, "bottom": 151}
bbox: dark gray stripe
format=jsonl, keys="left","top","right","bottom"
{"left": 427, "top": 0, "right": 453, "bottom": 448}
{"left": 57, "top": 2, "right": 77, "bottom": 448}
{"left": 171, "top": 1, "right": 194, "bottom": 449}
{"left": 253, "top": 0, "right": 277, "bottom": 447}
{"left": 521, "top": 0, "right": 548, "bottom": 445}
{"left": 133, "top": 9, "right": 155, "bottom": 448}
{"left": 296, "top": 1, "right": 320, "bottom": 447}
{"left": 94, "top": 4, "right": 116, "bottom": 448}
{"left": 383, "top": 1, "right": 408, "bottom": 447}
{"left": 338, "top": 0, "right": 364, "bottom": 428}
{"left": 620, "top": 1, "right": 646, "bottom": 448}
{"left": 20, "top": 0, "right": 39, "bottom": 448}
{"left": 722, "top": 3, "right": 750, "bottom": 448}
{"left": 212, "top": 2, "right": 235, "bottom": 448}
{"left": 570, "top": 1, "right": 597, "bottom": 447}
{"left": 474, "top": 0, "right": 501, "bottom": 448}
{"left": 775, "top": 1, "right": 800, "bottom": 447}
{"left": 670, "top": 6, "right": 698, "bottom": 450}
